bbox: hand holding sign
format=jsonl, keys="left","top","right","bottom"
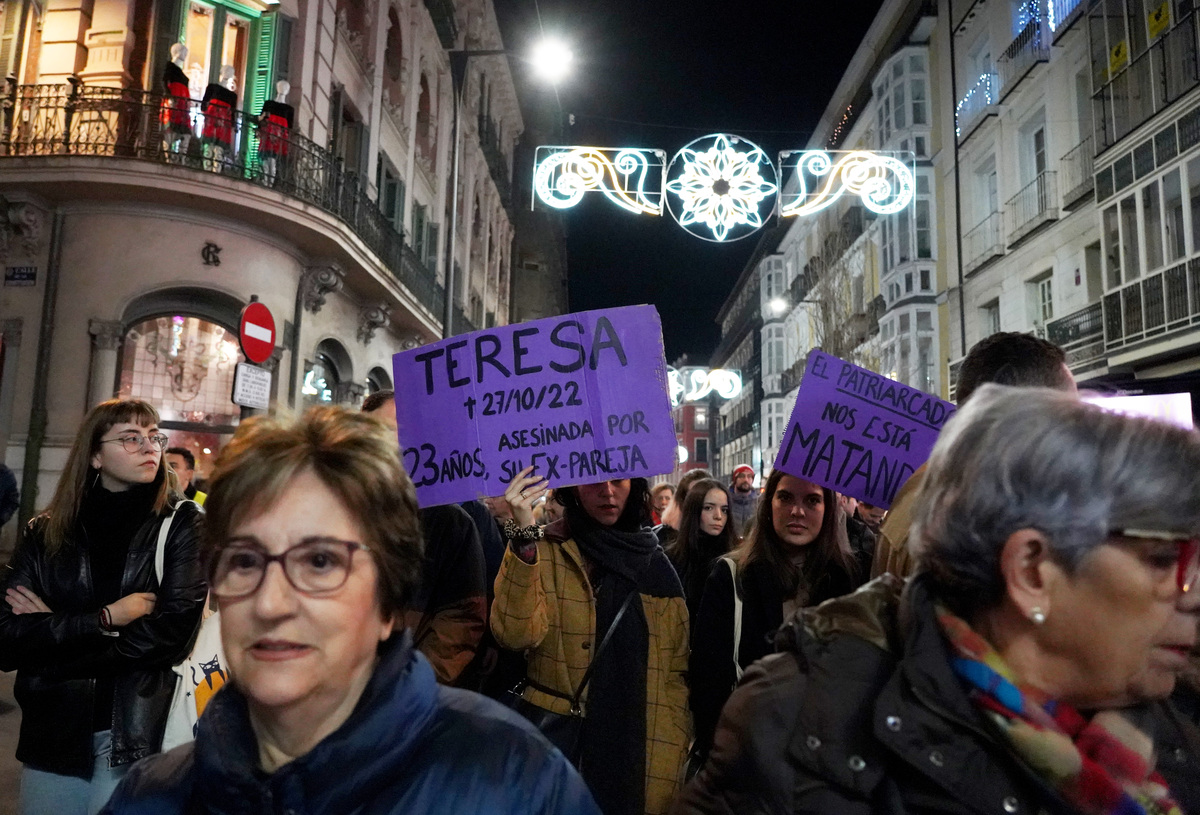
{"left": 773, "top": 350, "right": 956, "bottom": 509}
{"left": 393, "top": 305, "right": 676, "bottom": 507}
{"left": 505, "top": 466, "right": 549, "bottom": 528}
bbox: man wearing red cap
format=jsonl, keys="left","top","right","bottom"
{"left": 728, "top": 464, "right": 757, "bottom": 539}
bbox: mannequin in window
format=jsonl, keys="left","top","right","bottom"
{"left": 258, "top": 80, "right": 294, "bottom": 187}
{"left": 161, "top": 43, "right": 191, "bottom": 161}
{"left": 201, "top": 65, "right": 238, "bottom": 172}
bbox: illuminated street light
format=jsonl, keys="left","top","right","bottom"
{"left": 444, "top": 37, "right": 573, "bottom": 339}
{"left": 530, "top": 38, "right": 573, "bottom": 85}
{"left": 769, "top": 297, "right": 787, "bottom": 315}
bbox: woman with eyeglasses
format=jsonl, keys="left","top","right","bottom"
{"left": 100, "top": 407, "right": 598, "bottom": 815}
{"left": 0, "top": 399, "right": 206, "bottom": 815}
{"left": 677, "top": 385, "right": 1200, "bottom": 815}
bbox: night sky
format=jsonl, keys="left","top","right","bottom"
{"left": 495, "top": 0, "right": 884, "bottom": 362}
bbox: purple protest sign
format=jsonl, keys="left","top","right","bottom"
{"left": 392, "top": 305, "right": 676, "bottom": 507}
{"left": 773, "top": 349, "right": 956, "bottom": 509}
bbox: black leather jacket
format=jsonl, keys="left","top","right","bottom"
{"left": 675, "top": 574, "right": 1200, "bottom": 815}
{"left": 0, "top": 499, "right": 205, "bottom": 776}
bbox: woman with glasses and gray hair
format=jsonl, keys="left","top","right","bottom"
{"left": 0, "top": 398, "right": 206, "bottom": 815}
{"left": 676, "top": 385, "right": 1200, "bottom": 815}
{"left": 101, "top": 406, "right": 598, "bottom": 815}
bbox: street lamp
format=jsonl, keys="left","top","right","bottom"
{"left": 443, "top": 39, "right": 573, "bottom": 339}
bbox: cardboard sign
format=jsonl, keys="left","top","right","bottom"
{"left": 393, "top": 305, "right": 676, "bottom": 506}
{"left": 773, "top": 349, "right": 956, "bottom": 509}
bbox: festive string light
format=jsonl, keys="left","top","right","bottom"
{"left": 955, "top": 73, "right": 995, "bottom": 138}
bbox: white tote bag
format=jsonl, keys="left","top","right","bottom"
{"left": 156, "top": 502, "right": 229, "bottom": 751}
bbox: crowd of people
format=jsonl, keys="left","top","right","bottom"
{"left": 0, "top": 332, "right": 1196, "bottom": 815}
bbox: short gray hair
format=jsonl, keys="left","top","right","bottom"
{"left": 913, "top": 384, "right": 1200, "bottom": 617}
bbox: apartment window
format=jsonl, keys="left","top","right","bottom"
{"left": 1143, "top": 179, "right": 1164, "bottom": 271}
{"left": 917, "top": 336, "right": 934, "bottom": 392}
{"left": 1103, "top": 203, "right": 1121, "bottom": 287}
{"left": 917, "top": 310, "right": 933, "bottom": 331}
{"left": 1189, "top": 155, "right": 1200, "bottom": 255}
{"left": 1033, "top": 128, "right": 1046, "bottom": 176}
{"left": 1164, "top": 168, "right": 1186, "bottom": 262}
{"left": 899, "top": 312, "right": 911, "bottom": 333}
{"left": 377, "top": 158, "right": 405, "bottom": 230}
{"left": 911, "top": 79, "right": 927, "bottom": 125}
{"left": 412, "top": 203, "right": 427, "bottom": 261}
{"left": 916, "top": 198, "right": 932, "bottom": 259}
{"left": 1027, "top": 271, "right": 1054, "bottom": 325}
{"left": 920, "top": 268, "right": 932, "bottom": 290}
{"left": 905, "top": 272, "right": 914, "bottom": 293}
{"left": 693, "top": 406, "right": 708, "bottom": 431}
{"left": 764, "top": 325, "right": 785, "bottom": 376}
{"left": 695, "top": 438, "right": 709, "bottom": 464}
{"left": 1120, "top": 194, "right": 1141, "bottom": 280}
{"left": 982, "top": 300, "right": 1001, "bottom": 335}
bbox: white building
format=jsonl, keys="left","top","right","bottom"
{"left": 0, "top": 0, "right": 543, "bottom": 534}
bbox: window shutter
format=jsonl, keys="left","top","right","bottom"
{"left": 272, "top": 15, "right": 293, "bottom": 84}
{"left": 248, "top": 14, "right": 275, "bottom": 119}
{"left": 426, "top": 222, "right": 439, "bottom": 271}
{"left": 0, "top": 0, "right": 27, "bottom": 81}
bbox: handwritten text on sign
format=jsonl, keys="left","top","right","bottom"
{"left": 773, "top": 350, "right": 956, "bottom": 509}
{"left": 392, "top": 305, "right": 676, "bottom": 506}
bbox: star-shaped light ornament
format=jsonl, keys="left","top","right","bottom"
{"left": 665, "top": 134, "right": 778, "bottom": 242}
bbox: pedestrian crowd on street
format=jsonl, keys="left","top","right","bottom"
{"left": 0, "top": 331, "right": 1197, "bottom": 815}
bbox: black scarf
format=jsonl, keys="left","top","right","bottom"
{"left": 568, "top": 510, "right": 678, "bottom": 815}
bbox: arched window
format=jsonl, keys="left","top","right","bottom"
{"left": 303, "top": 338, "right": 352, "bottom": 407}
{"left": 366, "top": 366, "right": 392, "bottom": 393}
{"left": 384, "top": 9, "right": 404, "bottom": 103}
{"left": 117, "top": 314, "right": 245, "bottom": 481}
{"left": 416, "top": 74, "right": 433, "bottom": 160}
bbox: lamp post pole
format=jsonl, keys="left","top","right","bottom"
{"left": 443, "top": 49, "right": 508, "bottom": 340}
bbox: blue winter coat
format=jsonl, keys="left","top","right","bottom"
{"left": 100, "top": 632, "right": 600, "bottom": 815}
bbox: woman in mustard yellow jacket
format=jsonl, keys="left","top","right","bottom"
{"left": 492, "top": 469, "right": 691, "bottom": 815}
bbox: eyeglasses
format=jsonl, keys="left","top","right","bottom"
{"left": 1111, "top": 528, "right": 1200, "bottom": 593}
{"left": 100, "top": 433, "right": 170, "bottom": 454}
{"left": 210, "top": 538, "right": 371, "bottom": 599}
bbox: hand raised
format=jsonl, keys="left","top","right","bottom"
{"left": 502, "top": 465, "right": 549, "bottom": 530}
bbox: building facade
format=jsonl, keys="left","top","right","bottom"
{"left": 0, "top": 0, "right": 546, "bottom": 532}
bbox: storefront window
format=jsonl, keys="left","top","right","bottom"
{"left": 184, "top": 1, "right": 254, "bottom": 100}
{"left": 118, "top": 315, "right": 244, "bottom": 478}
{"left": 303, "top": 353, "right": 339, "bottom": 406}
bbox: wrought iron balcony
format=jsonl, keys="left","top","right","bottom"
{"left": 477, "top": 112, "right": 512, "bottom": 212}
{"left": 962, "top": 211, "right": 1005, "bottom": 275}
{"left": 1103, "top": 258, "right": 1200, "bottom": 353}
{"left": 1006, "top": 171, "right": 1058, "bottom": 245}
{"left": 997, "top": 17, "right": 1049, "bottom": 101}
{"left": 779, "top": 357, "right": 807, "bottom": 394}
{"left": 0, "top": 82, "right": 445, "bottom": 322}
{"left": 1046, "top": 301, "right": 1105, "bottom": 370}
{"left": 424, "top": 0, "right": 458, "bottom": 50}
{"left": 955, "top": 71, "right": 998, "bottom": 143}
{"left": 1060, "top": 136, "right": 1094, "bottom": 209}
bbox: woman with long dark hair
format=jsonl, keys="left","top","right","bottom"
{"left": 666, "top": 478, "right": 737, "bottom": 622}
{"left": 492, "top": 468, "right": 691, "bottom": 815}
{"left": 0, "top": 399, "right": 205, "bottom": 815}
{"left": 687, "top": 469, "right": 862, "bottom": 760}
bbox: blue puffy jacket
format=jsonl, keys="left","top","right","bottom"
{"left": 101, "top": 632, "right": 600, "bottom": 815}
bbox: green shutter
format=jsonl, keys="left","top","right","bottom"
{"left": 245, "top": 13, "right": 275, "bottom": 170}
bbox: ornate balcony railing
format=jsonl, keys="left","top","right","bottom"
{"left": 1103, "top": 258, "right": 1200, "bottom": 352}
{"left": 1006, "top": 171, "right": 1058, "bottom": 245}
{"left": 956, "top": 71, "right": 998, "bottom": 142}
{"left": 1046, "top": 301, "right": 1106, "bottom": 369}
{"left": 963, "top": 211, "right": 1005, "bottom": 275}
{"left": 1060, "top": 135, "right": 1095, "bottom": 208}
{"left": 998, "top": 17, "right": 1050, "bottom": 101}
{"left": 779, "top": 357, "right": 807, "bottom": 394}
{"left": 0, "top": 82, "right": 445, "bottom": 323}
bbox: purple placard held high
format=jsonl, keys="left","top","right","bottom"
{"left": 773, "top": 349, "right": 957, "bottom": 509}
{"left": 392, "top": 305, "right": 676, "bottom": 507}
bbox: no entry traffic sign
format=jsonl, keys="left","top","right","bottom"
{"left": 239, "top": 300, "right": 276, "bottom": 364}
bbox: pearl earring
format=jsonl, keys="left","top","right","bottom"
{"left": 1029, "top": 607, "right": 1047, "bottom": 625}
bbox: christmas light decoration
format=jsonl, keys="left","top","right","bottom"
{"left": 664, "top": 134, "right": 778, "bottom": 242}
{"left": 533, "top": 146, "right": 665, "bottom": 215}
{"left": 779, "top": 150, "right": 914, "bottom": 217}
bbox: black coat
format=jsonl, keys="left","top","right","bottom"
{"left": 101, "top": 633, "right": 600, "bottom": 815}
{"left": 0, "top": 500, "right": 205, "bottom": 775}
{"left": 688, "top": 554, "right": 859, "bottom": 756}
{"left": 675, "top": 574, "right": 1200, "bottom": 815}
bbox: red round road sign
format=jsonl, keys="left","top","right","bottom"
{"left": 238, "top": 301, "right": 276, "bottom": 364}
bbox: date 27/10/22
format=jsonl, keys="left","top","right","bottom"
{"left": 463, "top": 382, "right": 583, "bottom": 419}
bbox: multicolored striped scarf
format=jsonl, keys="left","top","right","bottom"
{"left": 936, "top": 606, "right": 1184, "bottom": 815}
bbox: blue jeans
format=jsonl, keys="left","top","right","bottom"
{"left": 19, "top": 731, "right": 131, "bottom": 815}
